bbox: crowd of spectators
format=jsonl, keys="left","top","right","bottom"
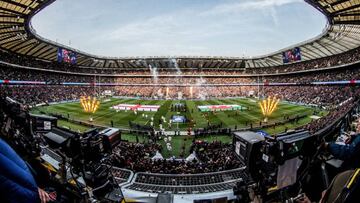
{"left": 1, "top": 48, "right": 360, "bottom": 175}
{"left": 1, "top": 84, "right": 355, "bottom": 107}
{"left": 1, "top": 46, "right": 360, "bottom": 75}
{"left": 191, "top": 141, "right": 241, "bottom": 171}
{"left": 0, "top": 81, "right": 358, "bottom": 108}
{"left": 262, "top": 86, "right": 359, "bottom": 106}
{"left": 304, "top": 98, "right": 358, "bottom": 134}
{"left": 245, "top": 47, "right": 360, "bottom": 74}
{"left": 2, "top": 62, "right": 360, "bottom": 85}
{"left": 110, "top": 140, "right": 241, "bottom": 174}
{"left": 0, "top": 85, "right": 97, "bottom": 106}
{"left": 1, "top": 63, "right": 360, "bottom": 107}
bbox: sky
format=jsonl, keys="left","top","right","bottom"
{"left": 31, "top": 0, "right": 327, "bottom": 58}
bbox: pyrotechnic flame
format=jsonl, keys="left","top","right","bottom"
{"left": 259, "top": 96, "right": 280, "bottom": 117}
{"left": 80, "top": 96, "right": 100, "bottom": 113}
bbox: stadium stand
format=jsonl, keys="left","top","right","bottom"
{"left": 2, "top": 0, "right": 360, "bottom": 202}
{"left": 111, "top": 141, "right": 242, "bottom": 174}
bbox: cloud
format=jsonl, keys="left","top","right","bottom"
{"left": 32, "top": 0, "right": 324, "bottom": 57}
{"left": 103, "top": 15, "right": 181, "bottom": 41}
{"left": 94, "top": 10, "right": 240, "bottom": 48}
{"left": 270, "top": 7, "right": 279, "bottom": 26}
{"left": 91, "top": 14, "right": 222, "bottom": 56}
{"left": 201, "top": 0, "right": 302, "bottom": 16}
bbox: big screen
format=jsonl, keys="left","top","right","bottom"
{"left": 282, "top": 47, "right": 301, "bottom": 64}
{"left": 57, "top": 48, "right": 77, "bottom": 64}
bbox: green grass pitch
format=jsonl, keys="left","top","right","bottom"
{"left": 31, "top": 97, "right": 325, "bottom": 157}
{"left": 31, "top": 97, "right": 320, "bottom": 131}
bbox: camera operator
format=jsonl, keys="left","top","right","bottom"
{"left": 323, "top": 123, "right": 360, "bottom": 169}
{"left": 0, "top": 138, "right": 55, "bottom": 203}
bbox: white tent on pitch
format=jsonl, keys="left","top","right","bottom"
{"left": 151, "top": 151, "right": 164, "bottom": 160}
{"left": 185, "top": 151, "right": 198, "bottom": 162}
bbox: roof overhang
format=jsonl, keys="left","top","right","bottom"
{"left": 1, "top": 0, "right": 360, "bottom": 69}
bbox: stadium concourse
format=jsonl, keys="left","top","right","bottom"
{"left": 2, "top": 0, "right": 360, "bottom": 203}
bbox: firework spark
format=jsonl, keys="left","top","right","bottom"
{"left": 80, "top": 96, "right": 100, "bottom": 113}
{"left": 259, "top": 96, "right": 280, "bottom": 118}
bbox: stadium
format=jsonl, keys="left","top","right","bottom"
{"left": 1, "top": 0, "right": 360, "bottom": 202}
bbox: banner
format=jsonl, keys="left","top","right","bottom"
{"left": 198, "top": 105, "right": 244, "bottom": 112}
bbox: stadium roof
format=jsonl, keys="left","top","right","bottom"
{"left": 0, "top": 0, "right": 360, "bottom": 69}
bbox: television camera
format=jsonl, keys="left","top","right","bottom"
{"left": 0, "top": 97, "right": 123, "bottom": 202}
{"left": 233, "top": 130, "right": 318, "bottom": 202}
{"left": 39, "top": 126, "right": 123, "bottom": 202}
